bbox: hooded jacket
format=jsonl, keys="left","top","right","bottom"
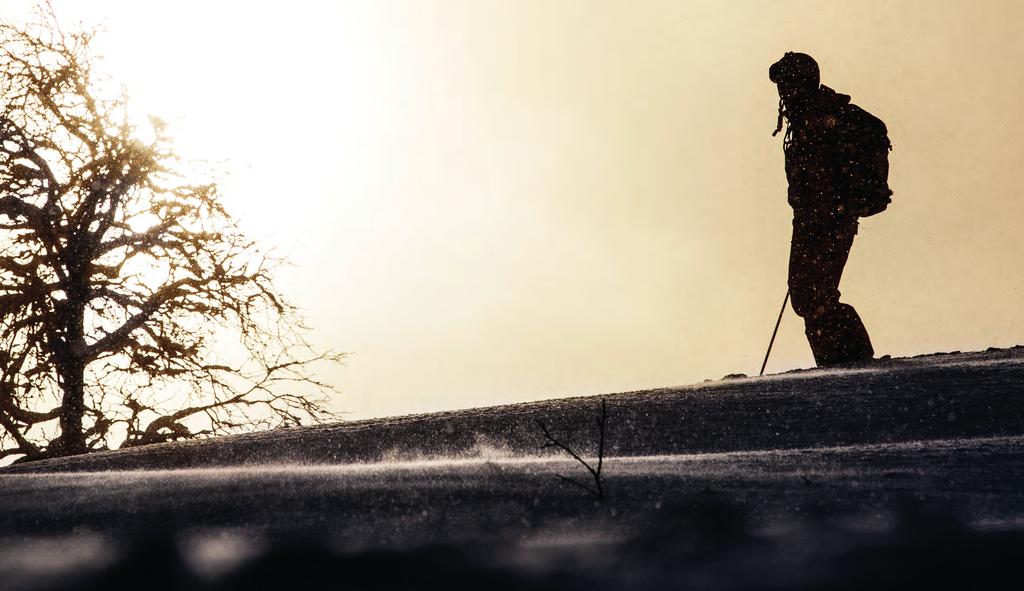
{"left": 783, "top": 85, "right": 857, "bottom": 220}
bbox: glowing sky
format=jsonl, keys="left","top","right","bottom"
{"left": 2, "top": 1, "right": 1022, "bottom": 419}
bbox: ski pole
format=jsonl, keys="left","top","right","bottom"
{"left": 759, "top": 288, "right": 790, "bottom": 377}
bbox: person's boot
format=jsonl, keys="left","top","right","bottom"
{"left": 805, "top": 317, "right": 839, "bottom": 366}
{"left": 805, "top": 304, "right": 873, "bottom": 367}
{"left": 834, "top": 303, "right": 874, "bottom": 364}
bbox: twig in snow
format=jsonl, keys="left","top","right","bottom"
{"left": 535, "top": 399, "right": 607, "bottom": 501}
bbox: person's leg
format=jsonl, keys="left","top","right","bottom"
{"left": 788, "top": 215, "right": 835, "bottom": 365}
{"left": 789, "top": 214, "right": 848, "bottom": 321}
{"left": 789, "top": 215, "right": 873, "bottom": 365}
{"left": 788, "top": 215, "right": 829, "bottom": 320}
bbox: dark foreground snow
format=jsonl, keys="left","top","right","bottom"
{"left": 3, "top": 347, "right": 1024, "bottom": 589}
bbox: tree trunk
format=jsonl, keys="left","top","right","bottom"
{"left": 57, "top": 358, "right": 86, "bottom": 455}
{"left": 56, "top": 282, "right": 88, "bottom": 456}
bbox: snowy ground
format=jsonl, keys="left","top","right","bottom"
{"left": 3, "top": 347, "right": 1024, "bottom": 589}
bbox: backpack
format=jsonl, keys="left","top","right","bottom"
{"left": 835, "top": 103, "right": 893, "bottom": 217}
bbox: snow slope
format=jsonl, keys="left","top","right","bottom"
{"left": 2, "top": 346, "right": 1024, "bottom": 590}
{"left": 6, "top": 346, "right": 1024, "bottom": 474}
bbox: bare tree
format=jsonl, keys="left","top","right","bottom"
{"left": 0, "top": 10, "right": 341, "bottom": 461}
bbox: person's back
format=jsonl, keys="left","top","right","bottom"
{"left": 769, "top": 52, "right": 880, "bottom": 366}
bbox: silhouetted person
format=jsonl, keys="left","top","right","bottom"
{"left": 769, "top": 52, "right": 891, "bottom": 366}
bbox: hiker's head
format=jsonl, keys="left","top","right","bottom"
{"left": 770, "top": 52, "right": 819, "bottom": 109}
